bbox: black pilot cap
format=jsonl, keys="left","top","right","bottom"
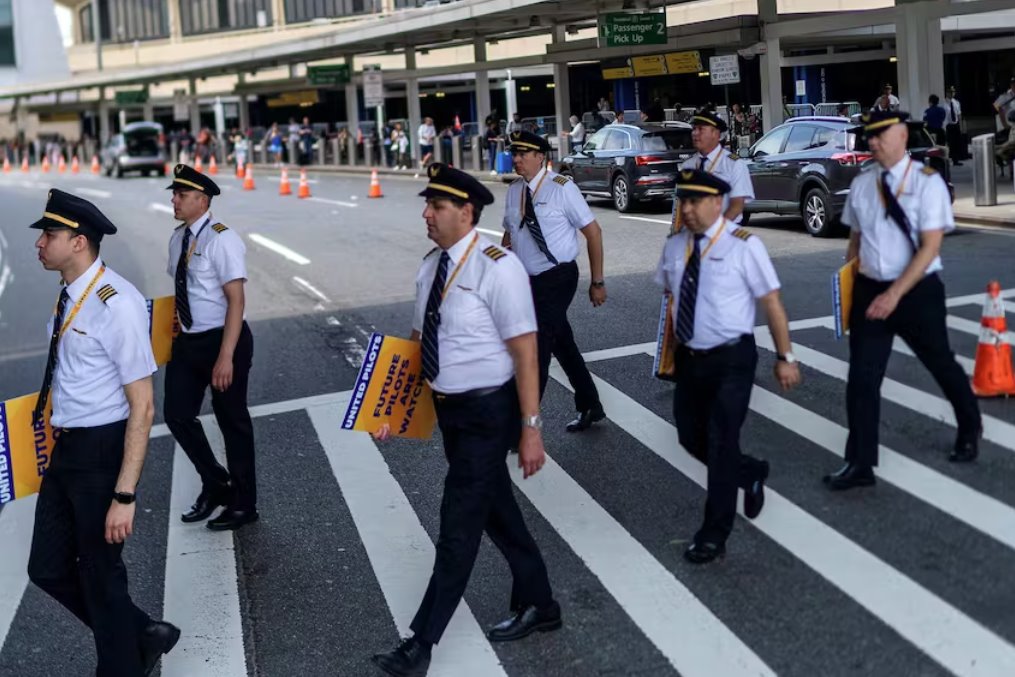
{"left": 675, "top": 169, "right": 732, "bottom": 199}
{"left": 30, "top": 188, "right": 117, "bottom": 242}
{"left": 418, "top": 163, "right": 495, "bottom": 207}
{"left": 166, "top": 163, "right": 221, "bottom": 196}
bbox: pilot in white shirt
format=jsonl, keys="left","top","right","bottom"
{"left": 824, "top": 110, "right": 980, "bottom": 492}
{"left": 678, "top": 111, "right": 754, "bottom": 225}
{"left": 371, "top": 164, "right": 559, "bottom": 677}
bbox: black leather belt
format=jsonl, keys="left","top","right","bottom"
{"left": 677, "top": 335, "right": 749, "bottom": 358}
{"left": 432, "top": 385, "right": 504, "bottom": 402}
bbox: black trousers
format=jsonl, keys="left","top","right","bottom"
{"left": 410, "top": 381, "right": 553, "bottom": 644}
{"left": 672, "top": 336, "right": 766, "bottom": 545}
{"left": 28, "top": 420, "right": 152, "bottom": 677}
{"left": 846, "top": 273, "right": 981, "bottom": 467}
{"left": 945, "top": 123, "right": 965, "bottom": 162}
{"left": 164, "top": 322, "right": 257, "bottom": 510}
{"left": 530, "top": 261, "right": 602, "bottom": 412}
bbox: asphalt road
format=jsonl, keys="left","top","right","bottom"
{"left": 1, "top": 166, "right": 1015, "bottom": 677}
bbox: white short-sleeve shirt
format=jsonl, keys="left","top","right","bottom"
{"left": 412, "top": 231, "right": 537, "bottom": 394}
{"left": 167, "top": 211, "right": 248, "bottom": 333}
{"left": 654, "top": 217, "right": 780, "bottom": 350}
{"left": 840, "top": 157, "right": 954, "bottom": 282}
{"left": 679, "top": 144, "right": 754, "bottom": 224}
{"left": 502, "top": 168, "right": 596, "bottom": 275}
{"left": 49, "top": 258, "right": 158, "bottom": 428}
{"left": 993, "top": 89, "right": 1015, "bottom": 131}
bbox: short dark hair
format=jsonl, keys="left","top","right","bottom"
{"left": 447, "top": 197, "right": 484, "bottom": 226}
{"left": 929, "top": 94, "right": 940, "bottom": 105}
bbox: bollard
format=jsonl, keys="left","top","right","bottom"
{"left": 363, "top": 138, "right": 374, "bottom": 167}
{"left": 559, "top": 133, "right": 572, "bottom": 158}
{"left": 331, "top": 138, "right": 341, "bottom": 166}
{"left": 972, "top": 134, "right": 997, "bottom": 207}
{"left": 260, "top": 141, "right": 268, "bottom": 165}
{"left": 287, "top": 138, "right": 298, "bottom": 166}
{"left": 452, "top": 135, "right": 463, "bottom": 169}
{"left": 317, "top": 138, "right": 326, "bottom": 166}
{"left": 170, "top": 140, "right": 179, "bottom": 164}
{"left": 346, "top": 136, "right": 357, "bottom": 166}
{"left": 471, "top": 135, "right": 483, "bottom": 171}
{"left": 434, "top": 138, "right": 444, "bottom": 164}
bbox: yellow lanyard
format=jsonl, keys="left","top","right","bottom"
{"left": 701, "top": 148, "right": 721, "bottom": 174}
{"left": 684, "top": 221, "right": 727, "bottom": 264}
{"left": 57, "top": 264, "right": 106, "bottom": 339}
{"left": 877, "top": 159, "right": 913, "bottom": 209}
{"left": 441, "top": 233, "right": 480, "bottom": 300}
{"left": 519, "top": 170, "right": 549, "bottom": 221}
{"left": 184, "top": 218, "right": 211, "bottom": 264}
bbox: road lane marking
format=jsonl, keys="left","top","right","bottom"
{"left": 811, "top": 317, "right": 976, "bottom": 374}
{"left": 306, "top": 197, "right": 358, "bottom": 208}
{"left": 292, "top": 276, "right": 329, "bottom": 303}
{"left": 308, "top": 403, "right": 508, "bottom": 677}
{"left": 0, "top": 497, "right": 37, "bottom": 654}
{"left": 509, "top": 447, "right": 775, "bottom": 677}
{"left": 162, "top": 431, "right": 247, "bottom": 677}
{"left": 248, "top": 233, "right": 311, "bottom": 265}
{"left": 619, "top": 215, "right": 670, "bottom": 225}
{"left": 149, "top": 203, "right": 175, "bottom": 215}
{"left": 553, "top": 366, "right": 1015, "bottom": 677}
{"left": 946, "top": 314, "right": 1014, "bottom": 344}
{"left": 75, "top": 188, "right": 112, "bottom": 199}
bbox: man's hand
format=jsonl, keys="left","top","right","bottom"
{"left": 589, "top": 284, "right": 607, "bottom": 307}
{"left": 372, "top": 423, "right": 392, "bottom": 442}
{"left": 866, "top": 289, "right": 900, "bottom": 320}
{"left": 106, "top": 502, "right": 135, "bottom": 544}
{"left": 212, "top": 355, "right": 234, "bottom": 391}
{"left": 517, "top": 428, "right": 546, "bottom": 479}
{"left": 774, "top": 362, "right": 801, "bottom": 391}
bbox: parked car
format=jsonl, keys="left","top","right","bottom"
{"left": 741, "top": 116, "right": 952, "bottom": 237}
{"left": 558, "top": 122, "right": 694, "bottom": 212}
{"left": 102, "top": 122, "right": 166, "bottom": 178}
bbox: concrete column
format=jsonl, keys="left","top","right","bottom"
{"left": 213, "top": 97, "right": 226, "bottom": 137}
{"left": 474, "top": 38, "right": 491, "bottom": 128}
{"left": 189, "top": 78, "right": 201, "bottom": 136}
{"left": 166, "top": 0, "right": 182, "bottom": 42}
{"left": 142, "top": 99, "right": 154, "bottom": 121}
{"left": 118, "top": 109, "right": 127, "bottom": 131}
{"left": 505, "top": 70, "right": 518, "bottom": 119}
{"left": 551, "top": 26, "right": 571, "bottom": 152}
{"left": 758, "top": 0, "right": 782, "bottom": 133}
{"left": 406, "top": 48, "right": 422, "bottom": 166}
{"left": 895, "top": 1, "right": 943, "bottom": 116}
{"left": 98, "top": 87, "right": 111, "bottom": 144}
{"left": 239, "top": 94, "right": 250, "bottom": 132}
{"left": 272, "top": 0, "right": 285, "bottom": 28}
{"left": 345, "top": 57, "right": 360, "bottom": 137}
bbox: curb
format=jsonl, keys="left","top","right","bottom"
{"left": 953, "top": 212, "right": 1015, "bottom": 229}
{"left": 249, "top": 163, "right": 518, "bottom": 185}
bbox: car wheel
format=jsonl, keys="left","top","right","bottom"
{"left": 612, "top": 174, "right": 632, "bottom": 213}
{"left": 801, "top": 187, "right": 835, "bottom": 237}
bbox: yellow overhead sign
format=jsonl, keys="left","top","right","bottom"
{"left": 632, "top": 55, "right": 668, "bottom": 77}
{"left": 267, "top": 90, "right": 320, "bottom": 108}
{"left": 666, "top": 50, "right": 703, "bottom": 74}
{"left": 601, "top": 50, "right": 703, "bottom": 80}
{"left": 602, "top": 63, "right": 635, "bottom": 80}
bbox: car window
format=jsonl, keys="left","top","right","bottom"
{"left": 603, "top": 130, "right": 630, "bottom": 151}
{"left": 751, "top": 126, "right": 791, "bottom": 157}
{"left": 812, "top": 127, "right": 838, "bottom": 149}
{"left": 783, "top": 125, "right": 817, "bottom": 153}
{"left": 583, "top": 129, "right": 609, "bottom": 152}
{"left": 125, "top": 133, "right": 159, "bottom": 156}
{"left": 853, "top": 123, "right": 936, "bottom": 151}
{"left": 641, "top": 130, "right": 693, "bottom": 151}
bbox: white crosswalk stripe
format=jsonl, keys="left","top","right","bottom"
{"left": 2, "top": 286, "right": 1015, "bottom": 675}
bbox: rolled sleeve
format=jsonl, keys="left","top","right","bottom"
{"left": 211, "top": 232, "right": 248, "bottom": 285}
{"left": 101, "top": 297, "right": 157, "bottom": 386}
{"left": 486, "top": 257, "right": 537, "bottom": 340}
{"left": 742, "top": 237, "right": 781, "bottom": 299}
{"left": 841, "top": 184, "right": 859, "bottom": 229}
{"left": 918, "top": 172, "right": 955, "bottom": 234}
{"left": 730, "top": 160, "right": 755, "bottom": 201}
{"left": 563, "top": 181, "right": 595, "bottom": 229}
{"left": 411, "top": 271, "right": 427, "bottom": 334}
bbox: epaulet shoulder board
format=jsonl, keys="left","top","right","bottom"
{"left": 552, "top": 175, "right": 570, "bottom": 186}
{"left": 728, "top": 153, "right": 740, "bottom": 161}
{"left": 731, "top": 227, "right": 753, "bottom": 241}
{"left": 97, "top": 284, "right": 118, "bottom": 303}
{"left": 921, "top": 165, "right": 937, "bottom": 176}
{"left": 212, "top": 223, "right": 228, "bottom": 233}
{"left": 423, "top": 246, "right": 438, "bottom": 260}
{"left": 483, "top": 245, "right": 507, "bottom": 262}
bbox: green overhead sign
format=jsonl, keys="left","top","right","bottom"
{"left": 598, "top": 12, "right": 667, "bottom": 48}
{"left": 115, "top": 89, "right": 148, "bottom": 105}
{"left": 308, "top": 64, "right": 351, "bottom": 87}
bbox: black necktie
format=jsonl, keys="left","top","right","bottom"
{"left": 34, "top": 288, "right": 70, "bottom": 426}
{"left": 699, "top": 155, "right": 708, "bottom": 170}
{"left": 175, "top": 228, "right": 193, "bottom": 330}
{"left": 523, "top": 186, "right": 558, "bottom": 265}
{"left": 881, "top": 170, "right": 917, "bottom": 252}
{"left": 949, "top": 100, "right": 956, "bottom": 124}
{"left": 675, "top": 234, "right": 704, "bottom": 343}
{"left": 421, "top": 252, "right": 450, "bottom": 383}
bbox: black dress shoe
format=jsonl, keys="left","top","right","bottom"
{"left": 744, "top": 461, "right": 769, "bottom": 520}
{"left": 683, "top": 541, "right": 725, "bottom": 564}
{"left": 206, "top": 508, "right": 259, "bottom": 531}
{"left": 181, "top": 486, "right": 231, "bottom": 524}
{"left": 823, "top": 462, "right": 876, "bottom": 491}
{"left": 565, "top": 407, "right": 606, "bottom": 433}
{"left": 140, "top": 620, "right": 181, "bottom": 677}
{"left": 371, "top": 636, "right": 431, "bottom": 677}
{"left": 949, "top": 439, "right": 979, "bottom": 463}
{"left": 487, "top": 601, "right": 562, "bottom": 642}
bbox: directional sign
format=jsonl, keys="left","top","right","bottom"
{"left": 115, "top": 89, "right": 148, "bottom": 105}
{"left": 709, "top": 54, "right": 740, "bottom": 86}
{"left": 598, "top": 12, "right": 667, "bottom": 48}
{"left": 631, "top": 55, "right": 667, "bottom": 78}
{"left": 308, "top": 64, "right": 350, "bottom": 87}
{"left": 363, "top": 65, "right": 384, "bottom": 108}
{"left": 665, "top": 50, "right": 703, "bottom": 75}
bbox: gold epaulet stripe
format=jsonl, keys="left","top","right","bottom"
{"left": 212, "top": 223, "right": 228, "bottom": 233}
{"left": 921, "top": 165, "right": 937, "bottom": 175}
{"left": 552, "top": 175, "right": 570, "bottom": 185}
{"left": 732, "top": 228, "right": 753, "bottom": 241}
{"left": 97, "top": 284, "right": 118, "bottom": 302}
{"left": 483, "top": 245, "right": 506, "bottom": 261}
{"left": 728, "top": 153, "right": 739, "bottom": 161}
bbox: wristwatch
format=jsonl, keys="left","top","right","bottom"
{"left": 113, "top": 491, "right": 136, "bottom": 505}
{"left": 590, "top": 280, "right": 606, "bottom": 288}
{"left": 777, "top": 352, "right": 798, "bottom": 364}
{"left": 521, "top": 415, "right": 543, "bottom": 431}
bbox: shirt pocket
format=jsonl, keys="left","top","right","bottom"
{"left": 701, "top": 259, "right": 736, "bottom": 305}
{"left": 441, "top": 288, "right": 487, "bottom": 335}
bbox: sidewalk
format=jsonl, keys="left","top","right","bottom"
{"left": 250, "top": 162, "right": 518, "bottom": 184}
{"left": 949, "top": 163, "right": 1015, "bottom": 228}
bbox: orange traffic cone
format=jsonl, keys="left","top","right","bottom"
{"left": 21, "top": 156, "right": 29, "bottom": 173}
{"left": 208, "top": 156, "right": 218, "bottom": 175}
{"left": 164, "top": 161, "right": 172, "bottom": 177}
{"left": 91, "top": 155, "right": 101, "bottom": 174}
{"left": 243, "top": 165, "right": 256, "bottom": 191}
{"left": 297, "top": 169, "right": 311, "bottom": 199}
{"left": 71, "top": 156, "right": 80, "bottom": 174}
{"left": 367, "top": 169, "right": 384, "bottom": 199}
{"left": 279, "top": 167, "right": 292, "bottom": 196}
{"left": 58, "top": 155, "right": 67, "bottom": 174}
{"left": 971, "top": 281, "right": 1015, "bottom": 397}
{"left": 41, "top": 156, "right": 51, "bottom": 173}
{"left": 194, "top": 156, "right": 203, "bottom": 174}
{"left": 2, "top": 157, "right": 9, "bottom": 173}
{"left": 236, "top": 160, "right": 245, "bottom": 180}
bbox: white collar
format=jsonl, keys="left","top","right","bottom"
{"left": 699, "top": 144, "right": 722, "bottom": 162}
{"left": 187, "top": 210, "right": 213, "bottom": 234}
{"left": 526, "top": 167, "right": 548, "bottom": 192}
{"left": 443, "top": 229, "right": 477, "bottom": 265}
{"left": 881, "top": 156, "right": 911, "bottom": 180}
{"left": 65, "top": 256, "right": 103, "bottom": 302}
